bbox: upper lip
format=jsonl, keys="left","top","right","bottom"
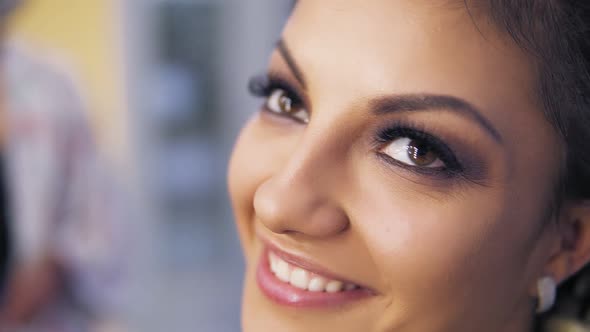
{"left": 259, "top": 235, "right": 376, "bottom": 293}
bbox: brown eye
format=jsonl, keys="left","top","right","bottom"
{"left": 278, "top": 93, "right": 292, "bottom": 113}
{"left": 381, "top": 137, "right": 444, "bottom": 168}
{"left": 406, "top": 139, "right": 439, "bottom": 166}
{"left": 266, "top": 89, "right": 310, "bottom": 123}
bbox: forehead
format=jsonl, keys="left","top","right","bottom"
{"left": 281, "top": 0, "right": 536, "bottom": 121}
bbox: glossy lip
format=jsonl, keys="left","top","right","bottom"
{"left": 256, "top": 239, "right": 376, "bottom": 308}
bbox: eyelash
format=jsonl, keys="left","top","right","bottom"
{"left": 247, "top": 74, "right": 464, "bottom": 179}
{"left": 248, "top": 74, "right": 305, "bottom": 119}
{"left": 374, "top": 123, "right": 464, "bottom": 178}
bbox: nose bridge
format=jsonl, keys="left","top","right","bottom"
{"left": 283, "top": 125, "right": 343, "bottom": 189}
{"left": 254, "top": 121, "right": 351, "bottom": 237}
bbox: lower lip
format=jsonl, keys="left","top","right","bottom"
{"left": 256, "top": 247, "right": 373, "bottom": 307}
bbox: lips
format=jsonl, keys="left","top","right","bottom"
{"left": 256, "top": 243, "right": 374, "bottom": 307}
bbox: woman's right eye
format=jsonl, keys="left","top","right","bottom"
{"left": 265, "top": 88, "right": 309, "bottom": 124}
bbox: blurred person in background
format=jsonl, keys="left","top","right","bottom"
{"left": 0, "top": 1, "right": 133, "bottom": 331}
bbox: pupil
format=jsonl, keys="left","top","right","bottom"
{"left": 407, "top": 139, "right": 436, "bottom": 166}
{"left": 279, "top": 93, "right": 292, "bottom": 112}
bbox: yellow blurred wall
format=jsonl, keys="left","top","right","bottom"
{"left": 6, "top": 0, "right": 129, "bottom": 162}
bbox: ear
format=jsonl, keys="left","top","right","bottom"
{"left": 544, "top": 200, "right": 590, "bottom": 284}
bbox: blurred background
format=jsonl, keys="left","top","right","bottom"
{"left": 1, "top": 0, "right": 294, "bottom": 331}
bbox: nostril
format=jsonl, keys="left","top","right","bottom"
{"left": 306, "top": 205, "right": 350, "bottom": 236}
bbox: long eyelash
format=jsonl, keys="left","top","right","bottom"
{"left": 249, "top": 75, "right": 464, "bottom": 178}
{"left": 248, "top": 73, "right": 303, "bottom": 106}
{"left": 375, "top": 121, "right": 464, "bottom": 175}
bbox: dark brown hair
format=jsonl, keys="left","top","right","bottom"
{"left": 470, "top": 1, "right": 590, "bottom": 330}
{"left": 479, "top": 0, "right": 590, "bottom": 198}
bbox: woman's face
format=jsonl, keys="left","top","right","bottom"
{"left": 228, "top": 1, "right": 563, "bottom": 331}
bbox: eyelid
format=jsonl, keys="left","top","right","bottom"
{"left": 374, "top": 125, "right": 463, "bottom": 173}
{"left": 375, "top": 152, "right": 457, "bottom": 179}
{"left": 270, "top": 70, "right": 309, "bottom": 106}
{"left": 248, "top": 72, "right": 311, "bottom": 123}
{"left": 249, "top": 72, "right": 307, "bottom": 102}
{"left": 371, "top": 119, "right": 492, "bottom": 185}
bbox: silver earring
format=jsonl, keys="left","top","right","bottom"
{"left": 536, "top": 276, "right": 556, "bottom": 313}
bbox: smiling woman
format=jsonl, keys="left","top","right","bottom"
{"left": 228, "top": 1, "right": 590, "bottom": 331}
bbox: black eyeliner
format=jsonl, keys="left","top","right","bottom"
{"left": 249, "top": 74, "right": 471, "bottom": 181}
{"left": 248, "top": 73, "right": 303, "bottom": 106}
{"left": 374, "top": 121, "right": 464, "bottom": 178}
{"left": 247, "top": 73, "right": 310, "bottom": 124}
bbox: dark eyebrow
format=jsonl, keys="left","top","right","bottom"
{"left": 276, "top": 40, "right": 500, "bottom": 144}
{"left": 372, "top": 94, "right": 503, "bottom": 144}
{"left": 277, "top": 39, "right": 307, "bottom": 89}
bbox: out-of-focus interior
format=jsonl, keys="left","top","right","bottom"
{"left": 0, "top": 0, "right": 293, "bottom": 331}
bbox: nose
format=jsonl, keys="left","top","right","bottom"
{"left": 253, "top": 136, "right": 350, "bottom": 238}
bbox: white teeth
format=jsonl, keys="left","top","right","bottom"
{"left": 269, "top": 252, "right": 279, "bottom": 272}
{"left": 276, "top": 260, "right": 291, "bottom": 283}
{"left": 268, "top": 252, "right": 359, "bottom": 293}
{"left": 308, "top": 277, "right": 327, "bottom": 292}
{"left": 290, "top": 268, "right": 310, "bottom": 290}
{"left": 325, "top": 280, "right": 344, "bottom": 293}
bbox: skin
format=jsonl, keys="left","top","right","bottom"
{"left": 228, "top": 1, "right": 590, "bottom": 331}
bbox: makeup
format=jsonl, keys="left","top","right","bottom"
{"left": 374, "top": 121, "right": 464, "bottom": 179}
{"left": 248, "top": 73, "right": 492, "bottom": 185}
{"left": 256, "top": 243, "right": 374, "bottom": 308}
{"left": 249, "top": 73, "right": 309, "bottom": 123}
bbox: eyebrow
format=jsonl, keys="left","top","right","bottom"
{"left": 277, "top": 39, "right": 502, "bottom": 144}
{"left": 277, "top": 39, "right": 307, "bottom": 89}
{"left": 371, "top": 94, "right": 503, "bottom": 144}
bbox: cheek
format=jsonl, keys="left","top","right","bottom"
{"left": 228, "top": 120, "right": 264, "bottom": 255}
{"left": 349, "top": 173, "right": 541, "bottom": 328}
{"left": 228, "top": 116, "right": 298, "bottom": 258}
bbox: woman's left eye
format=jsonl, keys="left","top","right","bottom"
{"left": 266, "top": 88, "right": 309, "bottom": 123}
{"left": 380, "top": 137, "right": 445, "bottom": 168}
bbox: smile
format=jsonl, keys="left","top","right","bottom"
{"left": 269, "top": 251, "right": 359, "bottom": 292}
{"left": 256, "top": 244, "right": 374, "bottom": 307}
